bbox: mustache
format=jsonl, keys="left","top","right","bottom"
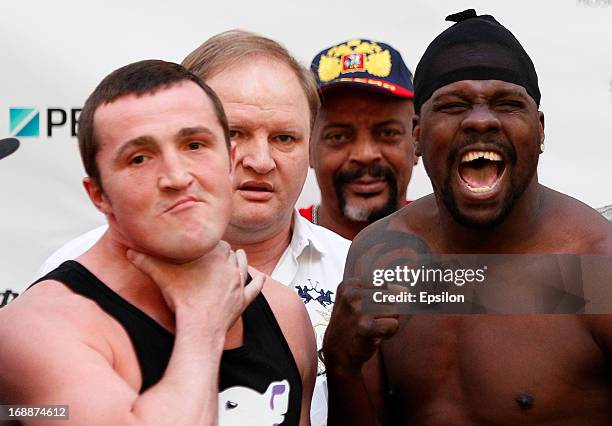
{"left": 447, "top": 138, "right": 517, "bottom": 170}
{"left": 333, "top": 163, "right": 396, "bottom": 185}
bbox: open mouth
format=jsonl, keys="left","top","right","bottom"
{"left": 238, "top": 181, "right": 273, "bottom": 192}
{"left": 458, "top": 150, "right": 506, "bottom": 193}
{"left": 237, "top": 180, "right": 274, "bottom": 201}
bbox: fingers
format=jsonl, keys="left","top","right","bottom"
{"left": 236, "top": 249, "right": 248, "bottom": 286}
{"left": 126, "top": 249, "right": 159, "bottom": 279}
{"left": 360, "top": 317, "right": 399, "bottom": 341}
{"left": 243, "top": 272, "right": 264, "bottom": 308}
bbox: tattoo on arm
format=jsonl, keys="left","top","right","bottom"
{"left": 344, "top": 225, "right": 433, "bottom": 283}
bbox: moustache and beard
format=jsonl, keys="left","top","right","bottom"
{"left": 333, "top": 163, "right": 399, "bottom": 223}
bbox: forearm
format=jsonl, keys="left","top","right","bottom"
{"left": 128, "top": 308, "right": 226, "bottom": 426}
{"left": 326, "top": 367, "right": 380, "bottom": 426}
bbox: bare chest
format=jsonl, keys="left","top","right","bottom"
{"left": 381, "top": 315, "right": 612, "bottom": 425}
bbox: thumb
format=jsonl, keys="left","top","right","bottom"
{"left": 126, "top": 249, "right": 160, "bottom": 279}
{"left": 242, "top": 272, "right": 265, "bottom": 309}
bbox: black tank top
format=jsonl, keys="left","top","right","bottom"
{"left": 33, "top": 260, "right": 302, "bottom": 425}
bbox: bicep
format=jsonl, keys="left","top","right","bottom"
{"left": 0, "top": 324, "right": 139, "bottom": 425}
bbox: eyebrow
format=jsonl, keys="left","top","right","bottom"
{"left": 373, "top": 119, "right": 406, "bottom": 129}
{"left": 322, "top": 123, "right": 353, "bottom": 132}
{"left": 113, "top": 136, "right": 156, "bottom": 163}
{"left": 323, "top": 119, "right": 406, "bottom": 131}
{"left": 177, "top": 126, "right": 217, "bottom": 139}
{"left": 112, "top": 126, "right": 218, "bottom": 162}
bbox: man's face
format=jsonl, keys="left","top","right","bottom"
{"left": 88, "top": 81, "right": 232, "bottom": 261}
{"left": 415, "top": 79, "right": 545, "bottom": 228}
{"left": 205, "top": 56, "right": 310, "bottom": 233}
{"left": 311, "top": 89, "right": 416, "bottom": 222}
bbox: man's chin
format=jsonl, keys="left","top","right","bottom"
{"left": 342, "top": 199, "right": 398, "bottom": 223}
{"left": 343, "top": 205, "right": 372, "bottom": 222}
{"left": 443, "top": 198, "right": 515, "bottom": 229}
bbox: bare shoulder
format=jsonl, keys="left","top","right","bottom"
{"left": 0, "top": 280, "right": 135, "bottom": 405}
{"left": 258, "top": 272, "right": 312, "bottom": 337}
{"left": 256, "top": 271, "right": 316, "bottom": 384}
{"left": 543, "top": 187, "right": 612, "bottom": 253}
{"left": 0, "top": 280, "right": 115, "bottom": 343}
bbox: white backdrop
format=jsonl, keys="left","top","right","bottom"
{"left": 1, "top": 0, "right": 611, "bottom": 301}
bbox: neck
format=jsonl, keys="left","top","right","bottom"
{"left": 436, "top": 179, "right": 546, "bottom": 254}
{"left": 224, "top": 216, "right": 293, "bottom": 275}
{"left": 317, "top": 203, "right": 367, "bottom": 240}
{"left": 77, "top": 229, "right": 175, "bottom": 332}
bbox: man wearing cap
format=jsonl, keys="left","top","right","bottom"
{"left": 301, "top": 39, "right": 418, "bottom": 240}
{"left": 323, "top": 10, "right": 612, "bottom": 425}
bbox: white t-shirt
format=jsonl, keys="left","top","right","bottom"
{"left": 38, "top": 210, "right": 351, "bottom": 426}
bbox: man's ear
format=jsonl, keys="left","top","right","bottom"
{"left": 83, "top": 177, "right": 112, "bottom": 215}
{"left": 412, "top": 114, "right": 422, "bottom": 157}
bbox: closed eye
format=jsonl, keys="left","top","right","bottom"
{"left": 495, "top": 100, "right": 525, "bottom": 111}
{"left": 433, "top": 102, "right": 468, "bottom": 113}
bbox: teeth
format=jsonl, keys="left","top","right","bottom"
{"left": 467, "top": 184, "right": 492, "bottom": 193}
{"left": 460, "top": 150, "right": 502, "bottom": 163}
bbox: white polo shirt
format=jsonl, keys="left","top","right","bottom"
{"left": 38, "top": 210, "right": 350, "bottom": 426}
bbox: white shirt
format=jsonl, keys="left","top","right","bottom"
{"left": 38, "top": 210, "right": 351, "bottom": 426}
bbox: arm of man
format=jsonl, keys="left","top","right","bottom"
{"left": 323, "top": 219, "right": 426, "bottom": 425}
{"left": 0, "top": 242, "right": 262, "bottom": 426}
{"left": 260, "top": 271, "right": 317, "bottom": 426}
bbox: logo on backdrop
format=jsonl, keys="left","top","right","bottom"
{"left": 10, "top": 108, "right": 40, "bottom": 137}
{"left": 8, "top": 107, "right": 82, "bottom": 138}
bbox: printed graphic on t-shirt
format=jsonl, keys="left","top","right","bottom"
{"left": 295, "top": 279, "right": 334, "bottom": 307}
{"left": 219, "top": 380, "right": 290, "bottom": 425}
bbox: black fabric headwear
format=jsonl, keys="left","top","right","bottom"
{"left": 413, "top": 9, "right": 541, "bottom": 113}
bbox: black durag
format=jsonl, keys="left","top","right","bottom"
{"left": 413, "top": 9, "right": 541, "bottom": 113}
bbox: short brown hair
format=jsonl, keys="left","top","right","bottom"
{"left": 78, "top": 59, "right": 229, "bottom": 186}
{"left": 182, "top": 30, "right": 320, "bottom": 128}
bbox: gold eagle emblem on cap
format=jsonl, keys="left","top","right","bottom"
{"left": 318, "top": 40, "right": 392, "bottom": 82}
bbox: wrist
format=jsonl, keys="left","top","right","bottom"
{"left": 174, "top": 306, "right": 227, "bottom": 350}
{"left": 323, "top": 352, "right": 363, "bottom": 377}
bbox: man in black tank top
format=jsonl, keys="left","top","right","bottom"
{"left": 0, "top": 60, "right": 316, "bottom": 425}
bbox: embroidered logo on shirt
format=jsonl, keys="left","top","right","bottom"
{"left": 295, "top": 279, "right": 335, "bottom": 307}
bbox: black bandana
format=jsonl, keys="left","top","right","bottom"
{"left": 413, "top": 9, "right": 541, "bottom": 113}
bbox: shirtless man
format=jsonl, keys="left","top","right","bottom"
{"left": 323, "top": 10, "right": 612, "bottom": 425}
{"left": 0, "top": 60, "right": 315, "bottom": 425}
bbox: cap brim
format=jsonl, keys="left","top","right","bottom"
{"left": 0, "top": 138, "right": 20, "bottom": 160}
{"left": 319, "top": 78, "right": 414, "bottom": 99}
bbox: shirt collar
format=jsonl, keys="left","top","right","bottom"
{"left": 289, "top": 209, "right": 327, "bottom": 258}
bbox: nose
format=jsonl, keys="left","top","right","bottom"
{"left": 239, "top": 136, "right": 276, "bottom": 174}
{"left": 460, "top": 105, "right": 501, "bottom": 135}
{"left": 158, "top": 150, "right": 193, "bottom": 191}
{"left": 348, "top": 134, "right": 382, "bottom": 165}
